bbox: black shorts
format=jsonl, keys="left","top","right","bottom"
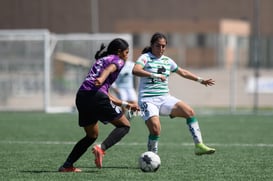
{"left": 76, "top": 90, "right": 123, "bottom": 127}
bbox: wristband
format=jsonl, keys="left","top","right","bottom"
{"left": 197, "top": 77, "right": 203, "bottom": 83}
{"left": 121, "top": 101, "right": 129, "bottom": 107}
{"left": 150, "top": 73, "right": 161, "bottom": 78}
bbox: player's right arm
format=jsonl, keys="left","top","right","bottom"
{"left": 132, "top": 63, "right": 166, "bottom": 81}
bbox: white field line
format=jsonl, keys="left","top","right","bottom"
{"left": 0, "top": 140, "right": 273, "bottom": 147}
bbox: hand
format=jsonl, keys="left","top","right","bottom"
{"left": 159, "top": 75, "right": 166, "bottom": 82}
{"left": 94, "top": 78, "right": 102, "bottom": 87}
{"left": 151, "top": 73, "right": 166, "bottom": 81}
{"left": 201, "top": 79, "right": 215, "bottom": 86}
{"left": 126, "top": 103, "right": 140, "bottom": 112}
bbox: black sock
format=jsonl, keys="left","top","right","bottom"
{"left": 101, "top": 126, "right": 130, "bottom": 150}
{"left": 63, "top": 136, "right": 96, "bottom": 168}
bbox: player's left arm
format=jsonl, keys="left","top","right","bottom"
{"left": 175, "top": 67, "right": 215, "bottom": 86}
{"left": 109, "top": 93, "right": 140, "bottom": 111}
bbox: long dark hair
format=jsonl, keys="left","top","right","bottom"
{"left": 94, "top": 38, "right": 129, "bottom": 59}
{"left": 141, "top": 32, "right": 167, "bottom": 54}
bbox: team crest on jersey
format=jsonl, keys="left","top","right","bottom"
{"left": 141, "top": 58, "right": 147, "bottom": 64}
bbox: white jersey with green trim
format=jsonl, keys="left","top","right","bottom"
{"left": 136, "top": 52, "right": 178, "bottom": 98}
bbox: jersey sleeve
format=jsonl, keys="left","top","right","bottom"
{"left": 169, "top": 58, "right": 179, "bottom": 72}
{"left": 135, "top": 54, "right": 148, "bottom": 67}
{"left": 112, "top": 56, "right": 124, "bottom": 70}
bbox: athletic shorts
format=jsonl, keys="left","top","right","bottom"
{"left": 76, "top": 90, "right": 123, "bottom": 127}
{"left": 139, "top": 94, "right": 180, "bottom": 121}
{"left": 118, "top": 88, "right": 137, "bottom": 102}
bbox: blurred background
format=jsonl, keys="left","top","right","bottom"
{"left": 0, "top": 0, "right": 272, "bottom": 113}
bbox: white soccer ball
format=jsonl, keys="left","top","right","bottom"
{"left": 139, "top": 151, "right": 161, "bottom": 172}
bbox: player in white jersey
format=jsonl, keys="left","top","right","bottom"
{"left": 112, "top": 60, "right": 138, "bottom": 118}
{"left": 132, "top": 32, "right": 216, "bottom": 155}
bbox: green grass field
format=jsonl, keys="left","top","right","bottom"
{"left": 0, "top": 112, "right": 273, "bottom": 181}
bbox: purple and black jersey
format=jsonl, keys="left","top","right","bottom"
{"left": 79, "top": 55, "right": 125, "bottom": 95}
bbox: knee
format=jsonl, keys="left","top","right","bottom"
{"left": 86, "top": 132, "right": 98, "bottom": 139}
{"left": 171, "top": 102, "right": 195, "bottom": 118}
{"left": 84, "top": 123, "right": 99, "bottom": 139}
{"left": 186, "top": 109, "right": 195, "bottom": 117}
{"left": 180, "top": 105, "right": 195, "bottom": 118}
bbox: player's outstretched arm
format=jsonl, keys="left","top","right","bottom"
{"left": 175, "top": 67, "right": 215, "bottom": 86}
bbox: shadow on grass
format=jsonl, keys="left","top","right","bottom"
{"left": 21, "top": 170, "right": 62, "bottom": 173}
{"left": 81, "top": 165, "right": 139, "bottom": 170}
{"left": 20, "top": 170, "right": 100, "bottom": 173}
{"left": 20, "top": 165, "right": 139, "bottom": 174}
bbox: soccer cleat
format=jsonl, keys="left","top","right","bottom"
{"left": 195, "top": 143, "right": 216, "bottom": 155}
{"left": 58, "top": 166, "right": 82, "bottom": 172}
{"left": 92, "top": 144, "right": 105, "bottom": 168}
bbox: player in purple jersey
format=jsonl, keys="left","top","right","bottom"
{"left": 59, "top": 38, "right": 139, "bottom": 172}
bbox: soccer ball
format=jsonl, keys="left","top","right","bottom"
{"left": 139, "top": 151, "right": 161, "bottom": 172}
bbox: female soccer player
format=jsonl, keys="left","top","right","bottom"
{"left": 132, "top": 32, "right": 216, "bottom": 155}
{"left": 59, "top": 38, "right": 139, "bottom": 172}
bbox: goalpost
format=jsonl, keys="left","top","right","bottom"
{"left": 0, "top": 30, "right": 133, "bottom": 113}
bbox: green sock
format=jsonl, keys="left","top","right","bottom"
{"left": 186, "top": 117, "right": 197, "bottom": 124}
{"left": 149, "top": 134, "right": 159, "bottom": 140}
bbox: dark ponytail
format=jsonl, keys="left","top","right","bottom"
{"left": 142, "top": 46, "right": 152, "bottom": 54}
{"left": 94, "top": 43, "right": 106, "bottom": 59}
{"left": 94, "top": 38, "right": 129, "bottom": 59}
